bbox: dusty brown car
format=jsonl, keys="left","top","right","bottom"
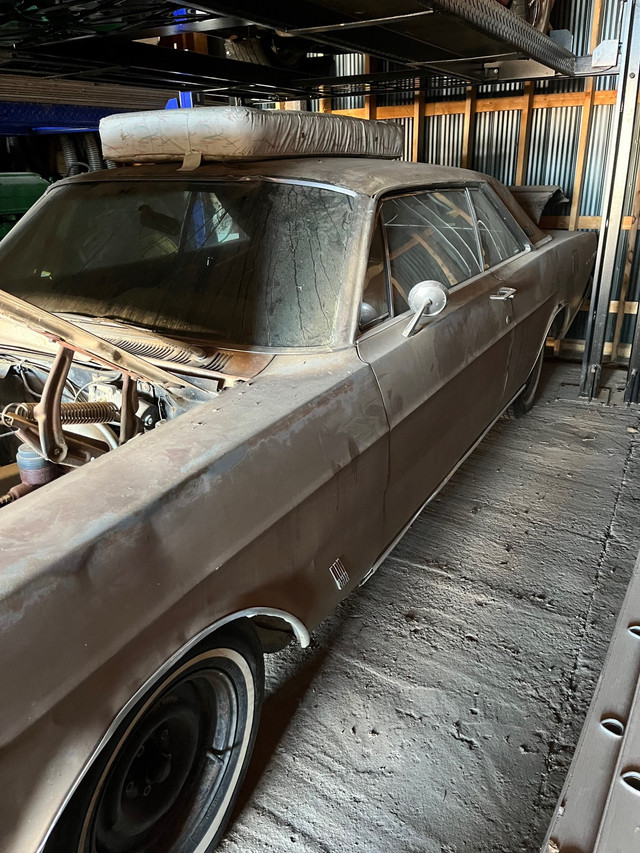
{"left": 0, "top": 132, "right": 595, "bottom": 852}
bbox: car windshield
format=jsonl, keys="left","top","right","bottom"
{"left": 0, "top": 179, "right": 356, "bottom": 348}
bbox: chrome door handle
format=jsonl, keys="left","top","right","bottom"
{"left": 490, "top": 287, "right": 516, "bottom": 301}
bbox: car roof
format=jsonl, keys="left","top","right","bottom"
{"left": 60, "top": 158, "right": 545, "bottom": 243}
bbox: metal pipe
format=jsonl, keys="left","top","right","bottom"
{"left": 287, "top": 10, "right": 435, "bottom": 35}
{"left": 580, "top": 0, "right": 640, "bottom": 399}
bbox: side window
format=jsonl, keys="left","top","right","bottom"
{"left": 381, "top": 190, "right": 482, "bottom": 303}
{"left": 360, "top": 221, "right": 390, "bottom": 330}
{"left": 469, "top": 188, "right": 525, "bottom": 269}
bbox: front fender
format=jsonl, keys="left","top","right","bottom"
{"left": 0, "top": 349, "right": 389, "bottom": 852}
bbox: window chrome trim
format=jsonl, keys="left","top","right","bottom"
{"left": 474, "top": 183, "right": 531, "bottom": 253}
{"left": 373, "top": 182, "right": 536, "bottom": 302}
{"left": 55, "top": 174, "right": 359, "bottom": 198}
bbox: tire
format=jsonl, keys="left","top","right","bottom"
{"left": 224, "top": 37, "right": 272, "bottom": 65}
{"left": 48, "top": 620, "right": 264, "bottom": 853}
{"left": 224, "top": 35, "right": 333, "bottom": 75}
{"left": 508, "top": 347, "right": 544, "bottom": 418}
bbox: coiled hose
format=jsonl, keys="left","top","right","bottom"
{"left": 60, "top": 134, "right": 83, "bottom": 177}
{"left": 84, "top": 132, "right": 105, "bottom": 172}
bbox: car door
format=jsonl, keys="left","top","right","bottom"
{"left": 468, "top": 186, "right": 553, "bottom": 398}
{"left": 357, "top": 186, "right": 516, "bottom": 545}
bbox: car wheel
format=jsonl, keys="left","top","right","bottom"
{"left": 50, "top": 620, "right": 264, "bottom": 853}
{"left": 508, "top": 347, "right": 545, "bottom": 418}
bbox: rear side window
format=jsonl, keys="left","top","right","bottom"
{"left": 469, "top": 188, "right": 524, "bottom": 268}
{"left": 381, "top": 190, "right": 482, "bottom": 299}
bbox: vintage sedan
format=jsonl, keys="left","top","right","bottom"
{"left": 0, "top": 109, "right": 595, "bottom": 853}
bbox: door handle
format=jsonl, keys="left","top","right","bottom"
{"left": 490, "top": 287, "right": 516, "bottom": 301}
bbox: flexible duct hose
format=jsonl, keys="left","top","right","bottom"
{"left": 60, "top": 134, "right": 82, "bottom": 176}
{"left": 84, "top": 132, "right": 104, "bottom": 172}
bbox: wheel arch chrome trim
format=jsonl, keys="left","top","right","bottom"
{"left": 37, "top": 606, "right": 309, "bottom": 853}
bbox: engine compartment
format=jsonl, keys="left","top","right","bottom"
{"left": 0, "top": 343, "right": 211, "bottom": 507}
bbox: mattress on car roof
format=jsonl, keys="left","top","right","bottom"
{"left": 99, "top": 106, "right": 404, "bottom": 164}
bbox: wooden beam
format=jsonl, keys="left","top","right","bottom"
{"left": 318, "top": 86, "right": 332, "bottom": 113}
{"left": 568, "top": 0, "right": 605, "bottom": 231}
{"left": 547, "top": 340, "right": 632, "bottom": 357}
{"left": 540, "top": 214, "right": 636, "bottom": 230}
{"left": 568, "top": 83, "right": 596, "bottom": 230}
{"left": 332, "top": 108, "right": 366, "bottom": 118}
{"left": 412, "top": 89, "right": 425, "bottom": 163}
{"left": 402, "top": 89, "right": 619, "bottom": 122}
{"left": 476, "top": 95, "right": 526, "bottom": 113}
{"left": 425, "top": 100, "right": 465, "bottom": 117}
{"left": 515, "top": 81, "right": 535, "bottom": 185}
{"left": 461, "top": 86, "right": 476, "bottom": 170}
{"left": 377, "top": 104, "right": 416, "bottom": 119}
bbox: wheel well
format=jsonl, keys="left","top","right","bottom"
{"left": 43, "top": 617, "right": 266, "bottom": 853}
{"left": 39, "top": 608, "right": 309, "bottom": 852}
{"left": 250, "top": 613, "right": 300, "bottom": 652}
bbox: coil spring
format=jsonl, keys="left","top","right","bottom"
{"left": 17, "top": 402, "right": 120, "bottom": 425}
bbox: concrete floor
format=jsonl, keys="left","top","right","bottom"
{"left": 220, "top": 362, "right": 640, "bottom": 853}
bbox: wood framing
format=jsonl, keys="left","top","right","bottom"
{"left": 327, "top": 89, "right": 619, "bottom": 123}
{"left": 461, "top": 86, "right": 476, "bottom": 170}
{"left": 569, "top": 0, "right": 605, "bottom": 231}
{"left": 515, "top": 81, "right": 535, "bottom": 185}
{"left": 412, "top": 89, "right": 425, "bottom": 163}
{"left": 363, "top": 56, "right": 377, "bottom": 121}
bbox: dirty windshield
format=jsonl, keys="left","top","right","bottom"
{"left": 0, "top": 179, "right": 356, "bottom": 348}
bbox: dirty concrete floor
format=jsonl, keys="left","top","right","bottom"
{"left": 219, "top": 362, "right": 640, "bottom": 853}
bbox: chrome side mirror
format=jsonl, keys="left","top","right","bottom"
{"left": 402, "top": 280, "right": 448, "bottom": 338}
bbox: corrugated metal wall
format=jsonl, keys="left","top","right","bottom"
{"left": 334, "top": 54, "right": 365, "bottom": 111}
{"left": 581, "top": 103, "right": 614, "bottom": 216}
{"left": 473, "top": 110, "right": 521, "bottom": 186}
{"left": 424, "top": 113, "right": 464, "bottom": 167}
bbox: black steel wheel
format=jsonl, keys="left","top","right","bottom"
{"left": 49, "top": 621, "right": 263, "bottom": 853}
{"left": 508, "top": 347, "right": 544, "bottom": 418}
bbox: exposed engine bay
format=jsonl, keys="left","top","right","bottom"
{"left": 0, "top": 292, "right": 272, "bottom": 508}
{"left": 0, "top": 346, "right": 194, "bottom": 506}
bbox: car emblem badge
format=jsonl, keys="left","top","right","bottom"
{"left": 329, "top": 558, "right": 349, "bottom": 590}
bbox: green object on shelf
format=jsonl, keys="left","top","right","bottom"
{"left": 0, "top": 172, "right": 49, "bottom": 240}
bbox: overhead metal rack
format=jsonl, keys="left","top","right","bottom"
{"left": 0, "top": 1, "right": 615, "bottom": 100}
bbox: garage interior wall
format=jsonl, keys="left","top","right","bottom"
{"left": 317, "top": 0, "right": 639, "bottom": 365}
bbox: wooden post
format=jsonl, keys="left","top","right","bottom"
{"left": 515, "top": 81, "right": 535, "bottom": 185}
{"left": 568, "top": 0, "right": 605, "bottom": 231}
{"left": 412, "top": 88, "right": 425, "bottom": 162}
{"left": 184, "top": 33, "right": 209, "bottom": 54}
{"left": 363, "top": 56, "right": 377, "bottom": 120}
{"left": 461, "top": 86, "right": 476, "bottom": 169}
